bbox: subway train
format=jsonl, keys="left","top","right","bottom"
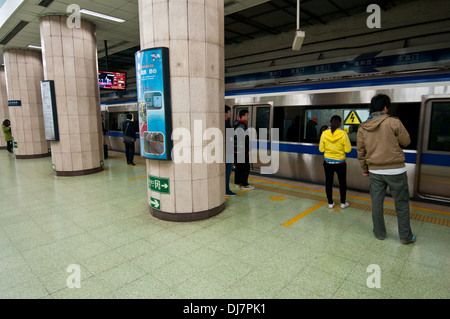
{"left": 101, "top": 69, "right": 450, "bottom": 203}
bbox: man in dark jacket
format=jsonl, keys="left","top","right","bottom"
{"left": 357, "top": 94, "right": 415, "bottom": 244}
{"left": 225, "top": 106, "right": 236, "bottom": 196}
{"left": 234, "top": 110, "right": 254, "bottom": 190}
{"left": 123, "top": 113, "right": 136, "bottom": 165}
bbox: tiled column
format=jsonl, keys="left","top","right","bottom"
{"left": 0, "top": 67, "right": 8, "bottom": 150}
{"left": 3, "top": 50, "right": 50, "bottom": 158}
{"left": 40, "top": 16, "right": 103, "bottom": 176}
{"left": 139, "top": 0, "right": 225, "bottom": 221}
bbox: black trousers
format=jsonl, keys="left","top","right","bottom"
{"left": 323, "top": 161, "right": 347, "bottom": 204}
{"left": 6, "top": 141, "right": 13, "bottom": 153}
{"left": 125, "top": 143, "right": 135, "bottom": 164}
{"left": 234, "top": 153, "right": 250, "bottom": 186}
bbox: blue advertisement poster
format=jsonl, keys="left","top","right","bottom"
{"left": 135, "top": 47, "right": 173, "bottom": 160}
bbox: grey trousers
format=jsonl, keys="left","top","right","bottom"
{"left": 369, "top": 172, "right": 413, "bottom": 242}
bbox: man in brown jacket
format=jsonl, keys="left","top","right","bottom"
{"left": 357, "top": 94, "right": 416, "bottom": 244}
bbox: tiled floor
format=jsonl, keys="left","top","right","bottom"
{"left": 0, "top": 150, "right": 449, "bottom": 299}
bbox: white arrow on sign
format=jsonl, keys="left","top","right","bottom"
{"left": 161, "top": 184, "right": 168, "bottom": 189}
{"left": 151, "top": 199, "right": 160, "bottom": 209}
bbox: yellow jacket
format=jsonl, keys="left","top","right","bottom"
{"left": 319, "top": 128, "right": 351, "bottom": 161}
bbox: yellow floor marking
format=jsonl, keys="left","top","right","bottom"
{"left": 103, "top": 166, "right": 138, "bottom": 173}
{"left": 225, "top": 188, "right": 253, "bottom": 198}
{"left": 270, "top": 195, "right": 286, "bottom": 201}
{"left": 128, "top": 176, "right": 147, "bottom": 181}
{"left": 283, "top": 202, "right": 326, "bottom": 227}
{"left": 246, "top": 176, "right": 450, "bottom": 217}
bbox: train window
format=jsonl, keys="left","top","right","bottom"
{"left": 388, "top": 103, "right": 420, "bottom": 150}
{"left": 273, "top": 106, "right": 302, "bottom": 142}
{"left": 108, "top": 112, "right": 139, "bottom": 132}
{"left": 306, "top": 108, "right": 369, "bottom": 144}
{"left": 274, "top": 106, "right": 370, "bottom": 144}
{"left": 428, "top": 102, "right": 450, "bottom": 152}
{"left": 255, "top": 107, "right": 270, "bottom": 140}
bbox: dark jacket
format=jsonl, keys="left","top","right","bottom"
{"left": 357, "top": 112, "right": 410, "bottom": 173}
{"left": 233, "top": 119, "right": 249, "bottom": 155}
{"left": 123, "top": 120, "right": 135, "bottom": 138}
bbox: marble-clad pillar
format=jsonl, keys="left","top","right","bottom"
{"left": 3, "top": 49, "right": 50, "bottom": 158}
{"left": 0, "top": 66, "right": 8, "bottom": 150}
{"left": 138, "top": 0, "right": 225, "bottom": 221}
{"left": 40, "top": 15, "right": 103, "bottom": 176}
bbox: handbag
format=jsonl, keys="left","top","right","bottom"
{"left": 123, "top": 122, "right": 135, "bottom": 145}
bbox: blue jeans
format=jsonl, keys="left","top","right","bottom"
{"left": 226, "top": 162, "right": 233, "bottom": 194}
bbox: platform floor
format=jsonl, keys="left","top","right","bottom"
{"left": 0, "top": 150, "right": 449, "bottom": 299}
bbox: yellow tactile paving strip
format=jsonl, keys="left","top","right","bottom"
{"left": 249, "top": 179, "right": 450, "bottom": 227}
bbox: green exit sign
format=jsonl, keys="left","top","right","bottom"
{"left": 148, "top": 175, "right": 170, "bottom": 194}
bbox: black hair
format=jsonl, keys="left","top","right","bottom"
{"left": 239, "top": 109, "right": 249, "bottom": 118}
{"left": 370, "top": 94, "right": 391, "bottom": 113}
{"left": 330, "top": 115, "right": 341, "bottom": 133}
{"left": 2, "top": 119, "right": 10, "bottom": 126}
{"left": 126, "top": 113, "right": 132, "bottom": 120}
{"left": 225, "top": 105, "right": 231, "bottom": 113}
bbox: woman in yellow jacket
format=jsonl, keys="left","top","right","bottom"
{"left": 319, "top": 115, "right": 352, "bottom": 209}
{"left": 2, "top": 119, "right": 13, "bottom": 153}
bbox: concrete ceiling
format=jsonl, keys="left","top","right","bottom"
{"left": 0, "top": 0, "right": 275, "bottom": 69}
{"left": 0, "top": 0, "right": 447, "bottom": 73}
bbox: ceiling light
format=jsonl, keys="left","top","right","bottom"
{"left": 80, "top": 9, "right": 125, "bottom": 23}
{"left": 28, "top": 45, "right": 42, "bottom": 49}
{"left": 292, "top": 0, "right": 305, "bottom": 51}
{"left": 292, "top": 30, "right": 305, "bottom": 51}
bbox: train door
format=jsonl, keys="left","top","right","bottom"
{"left": 233, "top": 104, "right": 273, "bottom": 171}
{"left": 415, "top": 96, "right": 450, "bottom": 202}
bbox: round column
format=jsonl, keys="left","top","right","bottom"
{"left": 0, "top": 66, "right": 8, "bottom": 150}
{"left": 40, "top": 15, "right": 103, "bottom": 176}
{"left": 3, "top": 49, "right": 50, "bottom": 158}
{"left": 138, "top": 0, "right": 225, "bottom": 221}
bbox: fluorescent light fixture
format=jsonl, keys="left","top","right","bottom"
{"left": 292, "top": 0, "right": 305, "bottom": 51}
{"left": 28, "top": 45, "right": 41, "bottom": 49}
{"left": 80, "top": 9, "right": 125, "bottom": 23}
{"left": 292, "top": 30, "right": 305, "bottom": 51}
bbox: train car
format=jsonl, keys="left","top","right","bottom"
{"left": 101, "top": 46, "right": 450, "bottom": 203}
{"left": 225, "top": 71, "right": 450, "bottom": 203}
{"left": 101, "top": 100, "right": 140, "bottom": 155}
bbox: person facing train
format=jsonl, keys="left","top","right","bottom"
{"left": 233, "top": 109, "right": 254, "bottom": 190}
{"left": 356, "top": 93, "right": 415, "bottom": 244}
{"left": 319, "top": 115, "right": 351, "bottom": 209}
{"left": 123, "top": 113, "right": 136, "bottom": 165}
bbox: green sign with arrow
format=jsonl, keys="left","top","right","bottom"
{"left": 150, "top": 197, "right": 161, "bottom": 209}
{"left": 148, "top": 175, "right": 170, "bottom": 194}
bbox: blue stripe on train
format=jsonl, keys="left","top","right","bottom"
{"left": 252, "top": 142, "right": 441, "bottom": 166}
{"left": 106, "top": 132, "right": 140, "bottom": 138}
{"left": 226, "top": 73, "right": 450, "bottom": 96}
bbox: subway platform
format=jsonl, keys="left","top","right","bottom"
{"left": 0, "top": 150, "right": 449, "bottom": 299}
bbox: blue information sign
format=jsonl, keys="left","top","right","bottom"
{"left": 135, "top": 47, "right": 173, "bottom": 160}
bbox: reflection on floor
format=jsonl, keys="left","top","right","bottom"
{"left": 0, "top": 150, "right": 449, "bottom": 299}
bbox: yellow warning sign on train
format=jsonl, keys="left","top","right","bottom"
{"left": 344, "top": 111, "right": 362, "bottom": 125}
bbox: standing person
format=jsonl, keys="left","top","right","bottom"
{"left": 306, "top": 117, "right": 318, "bottom": 141}
{"left": 319, "top": 115, "right": 351, "bottom": 209}
{"left": 123, "top": 113, "right": 136, "bottom": 165}
{"left": 225, "top": 106, "right": 236, "bottom": 196}
{"left": 357, "top": 94, "right": 416, "bottom": 244}
{"left": 233, "top": 110, "right": 254, "bottom": 190}
{"left": 2, "top": 119, "right": 13, "bottom": 153}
